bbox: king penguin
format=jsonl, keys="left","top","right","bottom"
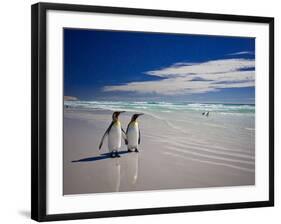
{"left": 99, "top": 111, "right": 127, "bottom": 158}
{"left": 126, "top": 113, "right": 144, "bottom": 153}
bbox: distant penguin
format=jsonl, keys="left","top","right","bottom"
{"left": 126, "top": 113, "right": 143, "bottom": 153}
{"left": 99, "top": 111, "right": 127, "bottom": 158}
{"left": 202, "top": 111, "right": 210, "bottom": 117}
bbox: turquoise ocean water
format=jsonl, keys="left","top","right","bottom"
{"left": 64, "top": 101, "right": 255, "bottom": 115}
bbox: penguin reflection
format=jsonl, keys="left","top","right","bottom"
{"left": 109, "top": 158, "right": 121, "bottom": 192}
{"left": 106, "top": 153, "right": 140, "bottom": 192}
{"left": 124, "top": 152, "right": 139, "bottom": 185}
{"left": 99, "top": 111, "right": 127, "bottom": 158}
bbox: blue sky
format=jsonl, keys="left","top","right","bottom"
{"left": 64, "top": 28, "right": 255, "bottom": 104}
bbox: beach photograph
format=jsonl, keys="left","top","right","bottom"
{"left": 63, "top": 28, "right": 255, "bottom": 195}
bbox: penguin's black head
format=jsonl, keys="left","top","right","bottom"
{"left": 131, "top": 113, "right": 144, "bottom": 121}
{"left": 112, "top": 111, "right": 125, "bottom": 120}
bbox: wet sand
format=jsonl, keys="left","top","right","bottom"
{"left": 63, "top": 108, "right": 255, "bottom": 195}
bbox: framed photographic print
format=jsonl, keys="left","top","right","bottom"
{"left": 31, "top": 2, "right": 274, "bottom": 222}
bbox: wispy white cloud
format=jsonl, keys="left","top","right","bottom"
{"left": 227, "top": 51, "right": 254, "bottom": 56}
{"left": 103, "top": 58, "right": 255, "bottom": 95}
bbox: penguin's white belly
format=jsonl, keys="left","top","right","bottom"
{"left": 127, "top": 123, "right": 139, "bottom": 148}
{"left": 108, "top": 124, "right": 122, "bottom": 152}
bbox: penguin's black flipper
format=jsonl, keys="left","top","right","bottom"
{"left": 125, "top": 121, "right": 131, "bottom": 135}
{"left": 98, "top": 133, "right": 106, "bottom": 150}
{"left": 99, "top": 121, "right": 114, "bottom": 150}
{"left": 122, "top": 127, "right": 128, "bottom": 145}
{"left": 138, "top": 129, "right": 141, "bottom": 144}
{"left": 125, "top": 122, "right": 132, "bottom": 145}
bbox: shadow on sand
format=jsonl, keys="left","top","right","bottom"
{"left": 72, "top": 150, "right": 130, "bottom": 163}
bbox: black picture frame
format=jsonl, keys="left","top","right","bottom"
{"left": 31, "top": 2, "right": 274, "bottom": 222}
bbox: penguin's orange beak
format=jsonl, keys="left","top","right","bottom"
{"left": 116, "top": 111, "right": 125, "bottom": 117}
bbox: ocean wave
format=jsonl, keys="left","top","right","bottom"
{"left": 64, "top": 100, "right": 255, "bottom": 115}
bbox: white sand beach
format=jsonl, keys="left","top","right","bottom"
{"left": 63, "top": 103, "right": 255, "bottom": 195}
